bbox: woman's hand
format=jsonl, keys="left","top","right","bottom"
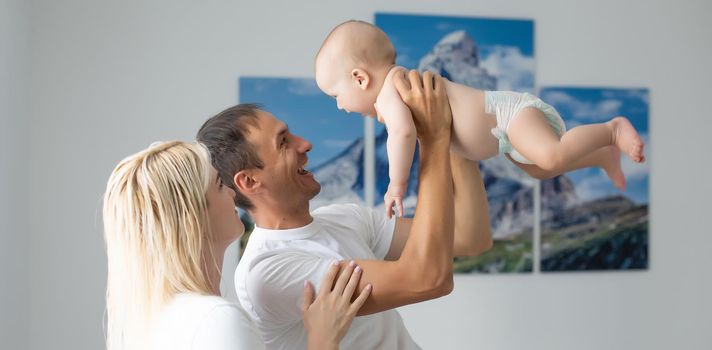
{"left": 301, "top": 261, "right": 372, "bottom": 350}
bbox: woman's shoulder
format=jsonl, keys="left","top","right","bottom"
{"left": 153, "top": 293, "right": 265, "bottom": 350}
{"left": 169, "top": 293, "right": 234, "bottom": 310}
{"left": 166, "top": 293, "right": 255, "bottom": 330}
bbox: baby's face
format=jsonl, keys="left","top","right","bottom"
{"left": 315, "top": 59, "right": 378, "bottom": 118}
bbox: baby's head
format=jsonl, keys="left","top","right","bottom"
{"left": 315, "top": 20, "right": 395, "bottom": 117}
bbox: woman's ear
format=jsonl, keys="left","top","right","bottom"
{"left": 233, "top": 170, "right": 261, "bottom": 195}
{"left": 350, "top": 68, "right": 371, "bottom": 90}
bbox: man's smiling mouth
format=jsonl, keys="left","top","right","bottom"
{"left": 297, "top": 160, "right": 310, "bottom": 175}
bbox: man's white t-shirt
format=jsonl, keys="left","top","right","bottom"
{"left": 150, "top": 293, "right": 265, "bottom": 350}
{"left": 235, "top": 203, "right": 421, "bottom": 350}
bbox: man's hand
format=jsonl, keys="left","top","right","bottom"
{"left": 392, "top": 69, "right": 452, "bottom": 142}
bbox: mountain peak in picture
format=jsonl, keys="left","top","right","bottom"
{"left": 419, "top": 30, "right": 497, "bottom": 91}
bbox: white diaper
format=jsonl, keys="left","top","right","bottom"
{"left": 485, "top": 91, "right": 567, "bottom": 164}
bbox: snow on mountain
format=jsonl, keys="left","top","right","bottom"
{"left": 418, "top": 30, "right": 497, "bottom": 91}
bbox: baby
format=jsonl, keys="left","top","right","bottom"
{"left": 315, "top": 20, "right": 645, "bottom": 218}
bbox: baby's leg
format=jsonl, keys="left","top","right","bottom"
{"left": 507, "top": 145, "right": 626, "bottom": 190}
{"left": 508, "top": 110, "right": 644, "bottom": 173}
{"left": 610, "top": 116, "right": 646, "bottom": 163}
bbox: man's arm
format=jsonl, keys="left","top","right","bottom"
{"left": 386, "top": 153, "right": 492, "bottom": 259}
{"left": 342, "top": 70, "right": 455, "bottom": 316}
{"left": 450, "top": 153, "right": 492, "bottom": 256}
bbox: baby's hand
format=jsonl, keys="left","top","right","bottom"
{"left": 384, "top": 184, "right": 406, "bottom": 219}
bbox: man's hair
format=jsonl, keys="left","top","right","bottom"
{"left": 196, "top": 104, "right": 264, "bottom": 210}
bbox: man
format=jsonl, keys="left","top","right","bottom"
{"left": 197, "top": 71, "right": 492, "bottom": 349}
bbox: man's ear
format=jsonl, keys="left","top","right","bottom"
{"left": 350, "top": 68, "right": 371, "bottom": 90}
{"left": 233, "top": 170, "right": 261, "bottom": 195}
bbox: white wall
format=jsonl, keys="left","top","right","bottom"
{"left": 1, "top": 0, "right": 28, "bottom": 349}
{"left": 22, "top": 0, "right": 712, "bottom": 349}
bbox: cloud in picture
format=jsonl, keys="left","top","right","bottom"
{"left": 480, "top": 45, "right": 535, "bottom": 92}
{"left": 541, "top": 90, "right": 624, "bottom": 122}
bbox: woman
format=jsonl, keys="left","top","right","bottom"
{"left": 103, "top": 141, "right": 371, "bottom": 350}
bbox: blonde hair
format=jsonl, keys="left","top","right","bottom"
{"left": 103, "top": 141, "right": 216, "bottom": 350}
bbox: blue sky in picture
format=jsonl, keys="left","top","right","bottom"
{"left": 540, "top": 87, "right": 650, "bottom": 204}
{"left": 239, "top": 77, "right": 364, "bottom": 168}
{"left": 375, "top": 12, "right": 534, "bottom": 69}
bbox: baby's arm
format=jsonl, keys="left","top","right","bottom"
{"left": 378, "top": 80, "right": 417, "bottom": 218}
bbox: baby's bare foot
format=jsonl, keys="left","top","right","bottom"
{"left": 611, "top": 116, "right": 645, "bottom": 163}
{"left": 601, "top": 145, "right": 626, "bottom": 191}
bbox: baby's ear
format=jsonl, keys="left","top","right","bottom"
{"left": 350, "top": 69, "right": 370, "bottom": 90}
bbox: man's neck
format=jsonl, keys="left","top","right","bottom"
{"left": 250, "top": 205, "right": 313, "bottom": 230}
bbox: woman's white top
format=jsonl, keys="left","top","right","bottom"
{"left": 150, "top": 293, "right": 265, "bottom": 350}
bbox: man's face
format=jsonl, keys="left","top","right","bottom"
{"left": 246, "top": 110, "right": 321, "bottom": 207}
